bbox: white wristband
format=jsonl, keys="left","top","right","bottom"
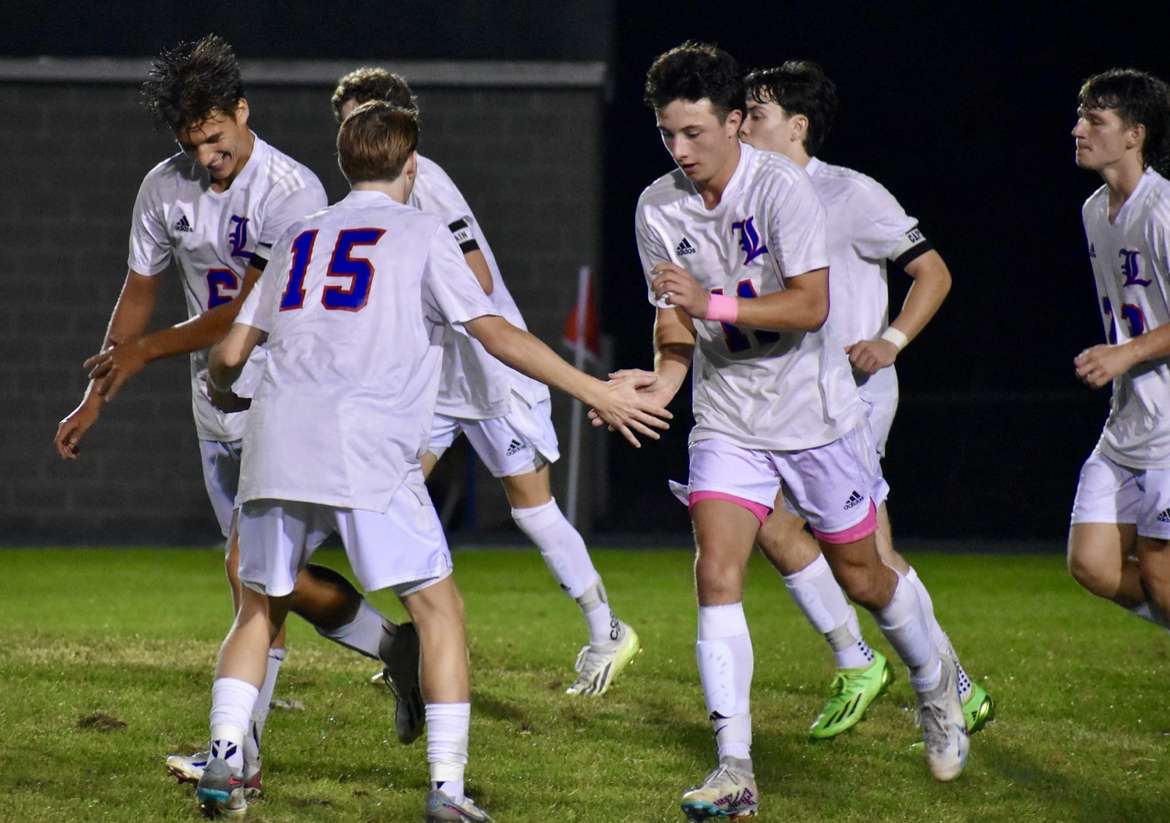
{"left": 880, "top": 326, "right": 909, "bottom": 351}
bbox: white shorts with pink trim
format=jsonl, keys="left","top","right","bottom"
{"left": 237, "top": 472, "right": 452, "bottom": 598}
{"left": 684, "top": 426, "right": 889, "bottom": 543}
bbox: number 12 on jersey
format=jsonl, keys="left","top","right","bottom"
{"left": 279, "top": 227, "right": 385, "bottom": 312}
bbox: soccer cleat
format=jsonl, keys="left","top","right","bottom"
{"left": 377, "top": 622, "right": 425, "bottom": 744}
{"left": 195, "top": 757, "right": 248, "bottom": 818}
{"left": 916, "top": 657, "right": 969, "bottom": 782}
{"left": 962, "top": 679, "right": 995, "bottom": 735}
{"left": 808, "top": 651, "right": 894, "bottom": 739}
{"left": 166, "top": 750, "right": 262, "bottom": 798}
{"left": 680, "top": 760, "right": 759, "bottom": 820}
{"left": 564, "top": 622, "right": 641, "bottom": 696}
{"left": 424, "top": 789, "right": 493, "bottom": 822}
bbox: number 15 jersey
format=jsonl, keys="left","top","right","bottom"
{"left": 127, "top": 133, "right": 327, "bottom": 442}
{"left": 635, "top": 142, "right": 863, "bottom": 451}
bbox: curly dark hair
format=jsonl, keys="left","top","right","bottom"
{"left": 140, "top": 34, "right": 245, "bottom": 132}
{"left": 745, "top": 60, "right": 838, "bottom": 156}
{"left": 1079, "top": 68, "right": 1170, "bottom": 176}
{"left": 643, "top": 41, "right": 744, "bottom": 121}
{"left": 332, "top": 67, "right": 418, "bottom": 123}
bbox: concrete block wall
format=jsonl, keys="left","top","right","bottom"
{"left": 2, "top": 61, "right": 606, "bottom": 544}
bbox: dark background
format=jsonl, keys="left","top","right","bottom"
{"left": 7, "top": 1, "right": 1168, "bottom": 543}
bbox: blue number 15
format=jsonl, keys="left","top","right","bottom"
{"left": 279, "top": 227, "right": 385, "bottom": 312}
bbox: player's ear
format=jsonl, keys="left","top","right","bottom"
{"left": 725, "top": 108, "right": 744, "bottom": 136}
{"left": 1128, "top": 121, "right": 1145, "bottom": 153}
{"left": 233, "top": 98, "right": 251, "bottom": 129}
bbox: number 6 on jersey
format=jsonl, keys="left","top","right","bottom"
{"left": 279, "top": 227, "right": 385, "bottom": 312}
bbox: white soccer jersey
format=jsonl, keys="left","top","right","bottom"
{"left": 410, "top": 154, "right": 549, "bottom": 419}
{"left": 1082, "top": 168, "right": 1170, "bottom": 469}
{"left": 635, "top": 142, "right": 863, "bottom": 451}
{"left": 235, "top": 189, "right": 498, "bottom": 511}
{"left": 803, "top": 157, "right": 933, "bottom": 414}
{"left": 127, "top": 134, "right": 327, "bottom": 441}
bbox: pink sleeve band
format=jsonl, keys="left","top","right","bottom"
{"left": 705, "top": 293, "right": 739, "bottom": 324}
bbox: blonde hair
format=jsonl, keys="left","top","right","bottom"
{"left": 336, "top": 101, "right": 419, "bottom": 184}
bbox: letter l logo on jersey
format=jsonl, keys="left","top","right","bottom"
{"left": 1119, "top": 248, "right": 1150, "bottom": 287}
{"left": 228, "top": 215, "right": 250, "bottom": 258}
{"left": 732, "top": 216, "right": 768, "bottom": 265}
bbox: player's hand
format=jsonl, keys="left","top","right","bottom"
{"left": 53, "top": 396, "right": 101, "bottom": 460}
{"left": 207, "top": 383, "right": 251, "bottom": 413}
{"left": 590, "top": 369, "right": 674, "bottom": 430}
{"left": 846, "top": 339, "right": 899, "bottom": 375}
{"left": 650, "top": 262, "right": 709, "bottom": 318}
{"left": 1075, "top": 343, "right": 1138, "bottom": 389}
{"left": 85, "top": 337, "right": 150, "bottom": 401}
{"left": 588, "top": 373, "right": 672, "bottom": 447}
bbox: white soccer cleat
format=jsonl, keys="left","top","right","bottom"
{"left": 680, "top": 759, "right": 759, "bottom": 820}
{"left": 564, "top": 622, "right": 641, "bottom": 696}
{"left": 916, "top": 656, "right": 969, "bottom": 781}
{"left": 167, "top": 750, "right": 262, "bottom": 797}
{"left": 424, "top": 789, "right": 492, "bottom": 822}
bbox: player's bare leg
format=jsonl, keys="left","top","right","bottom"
{"left": 401, "top": 577, "right": 490, "bottom": 821}
{"left": 1068, "top": 522, "right": 1147, "bottom": 606}
{"left": 1135, "top": 535, "right": 1170, "bottom": 623}
{"left": 502, "top": 464, "right": 640, "bottom": 696}
{"left": 681, "top": 499, "right": 760, "bottom": 820}
{"left": 820, "top": 530, "right": 967, "bottom": 781}
{"left": 759, "top": 506, "right": 889, "bottom": 739}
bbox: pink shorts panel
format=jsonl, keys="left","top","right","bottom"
{"left": 812, "top": 500, "right": 877, "bottom": 544}
{"left": 689, "top": 490, "right": 773, "bottom": 525}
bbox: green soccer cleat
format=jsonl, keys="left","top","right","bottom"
{"left": 808, "top": 651, "right": 894, "bottom": 739}
{"left": 962, "top": 679, "right": 995, "bottom": 735}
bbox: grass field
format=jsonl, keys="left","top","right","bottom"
{"left": 1, "top": 546, "right": 1168, "bottom": 822}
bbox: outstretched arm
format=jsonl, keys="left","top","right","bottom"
{"left": 53, "top": 270, "right": 159, "bottom": 459}
{"left": 847, "top": 249, "right": 952, "bottom": 374}
{"left": 209, "top": 322, "right": 266, "bottom": 396}
{"left": 86, "top": 263, "right": 264, "bottom": 400}
{"left": 463, "top": 314, "right": 671, "bottom": 447}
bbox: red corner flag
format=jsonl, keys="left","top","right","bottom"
{"left": 562, "top": 266, "right": 600, "bottom": 362}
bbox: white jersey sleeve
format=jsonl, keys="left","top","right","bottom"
{"left": 253, "top": 183, "right": 327, "bottom": 268}
{"left": 636, "top": 203, "right": 674, "bottom": 304}
{"left": 127, "top": 164, "right": 174, "bottom": 276}
{"left": 766, "top": 169, "right": 829, "bottom": 278}
{"left": 846, "top": 182, "right": 926, "bottom": 265}
{"left": 422, "top": 226, "right": 499, "bottom": 332}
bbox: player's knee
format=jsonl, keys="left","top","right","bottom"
{"left": 756, "top": 518, "right": 809, "bottom": 571}
{"left": 1067, "top": 546, "right": 1117, "bottom": 596}
{"left": 828, "top": 557, "right": 885, "bottom": 609}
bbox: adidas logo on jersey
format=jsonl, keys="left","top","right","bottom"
{"left": 1158, "top": 508, "right": 1170, "bottom": 524}
{"left": 675, "top": 237, "right": 697, "bottom": 256}
{"left": 843, "top": 490, "right": 864, "bottom": 510}
{"left": 505, "top": 439, "right": 524, "bottom": 457}
{"left": 174, "top": 215, "right": 193, "bottom": 233}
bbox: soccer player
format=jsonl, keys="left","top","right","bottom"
{"left": 1068, "top": 69, "right": 1170, "bottom": 636}
{"left": 330, "top": 67, "right": 641, "bottom": 696}
{"left": 50, "top": 35, "right": 422, "bottom": 793}
{"left": 196, "top": 101, "right": 669, "bottom": 819}
{"left": 737, "top": 61, "right": 994, "bottom": 739}
{"left": 621, "top": 42, "right": 968, "bottom": 818}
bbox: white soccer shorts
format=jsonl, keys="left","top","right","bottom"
{"left": 198, "top": 438, "right": 243, "bottom": 539}
{"left": 428, "top": 398, "right": 561, "bottom": 478}
{"left": 1071, "top": 448, "right": 1170, "bottom": 540}
{"left": 858, "top": 366, "right": 898, "bottom": 459}
{"left": 687, "top": 425, "right": 889, "bottom": 539}
{"left": 237, "top": 475, "right": 453, "bottom": 598}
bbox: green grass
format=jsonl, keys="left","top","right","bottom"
{"left": 1, "top": 547, "right": 1168, "bottom": 822}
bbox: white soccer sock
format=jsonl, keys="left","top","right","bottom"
{"left": 512, "top": 499, "right": 612, "bottom": 643}
{"left": 696, "top": 603, "right": 753, "bottom": 762}
{"left": 315, "top": 599, "right": 390, "bottom": 659}
{"left": 783, "top": 554, "right": 874, "bottom": 669}
{"left": 210, "top": 677, "right": 258, "bottom": 773}
{"left": 1129, "top": 601, "right": 1170, "bottom": 629}
{"left": 872, "top": 573, "right": 941, "bottom": 693}
{"left": 906, "top": 567, "right": 972, "bottom": 701}
{"left": 576, "top": 581, "right": 621, "bottom": 647}
{"left": 426, "top": 702, "right": 470, "bottom": 804}
{"left": 244, "top": 647, "right": 284, "bottom": 766}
